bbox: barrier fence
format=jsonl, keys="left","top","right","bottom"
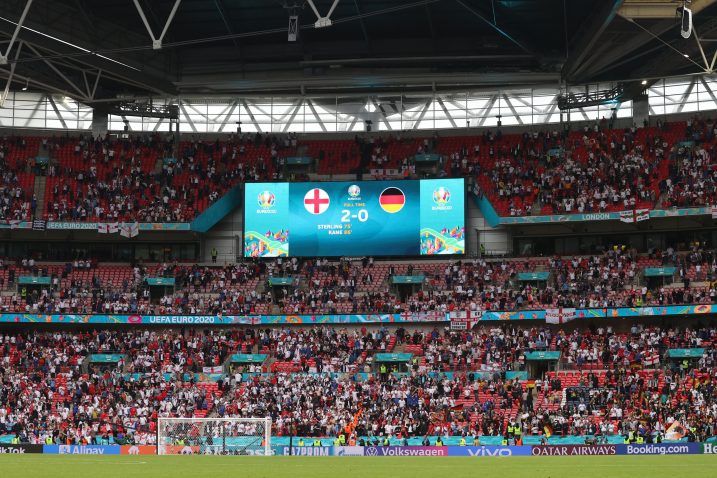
{"left": 0, "top": 443, "right": 712, "bottom": 456}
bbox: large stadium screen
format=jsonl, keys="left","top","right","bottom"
{"left": 243, "top": 179, "right": 465, "bottom": 257}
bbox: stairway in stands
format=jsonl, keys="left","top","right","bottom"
{"left": 33, "top": 175, "right": 47, "bottom": 219}
{"left": 51, "top": 374, "right": 68, "bottom": 416}
{"left": 193, "top": 382, "right": 221, "bottom": 418}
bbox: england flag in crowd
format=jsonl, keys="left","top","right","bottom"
{"left": 97, "top": 222, "right": 119, "bottom": 234}
{"left": 643, "top": 351, "right": 660, "bottom": 366}
{"left": 120, "top": 222, "right": 139, "bottom": 238}
{"left": 32, "top": 219, "right": 46, "bottom": 231}
{"left": 545, "top": 308, "right": 577, "bottom": 324}
{"left": 620, "top": 209, "right": 651, "bottom": 223}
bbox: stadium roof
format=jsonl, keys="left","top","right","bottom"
{"left": 1, "top": 0, "right": 717, "bottom": 103}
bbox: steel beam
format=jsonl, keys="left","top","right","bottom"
{"left": 575, "top": 15, "right": 673, "bottom": 79}
{"left": 562, "top": 0, "right": 624, "bottom": 81}
{"left": 371, "top": 97, "right": 393, "bottom": 131}
{"left": 353, "top": 0, "right": 370, "bottom": 53}
{"left": 306, "top": 99, "right": 328, "bottom": 132}
{"left": 20, "top": 93, "right": 44, "bottom": 128}
{"left": 132, "top": 0, "right": 182, "bottom": 50}
{"left": 240, "top": 99, "right": 262, "bottom": 133}
{"left": 281, "top": 99, "right": 303, "bottom": 133}
{"left": 25, "top": 44, "right": 88, "bottom": 100}
{"left": 436, "top": 97, "right": 457, "bottom": 128}
{"left": 0, "top": 18, "right": 177, "bottom": 97}
{"left": 453, "top": 0, "right": 534, "bottom": 56}
{"left": 412, "top": 99, "right": 432, "bottom": 130}
{"left": 476, "top": 95, "right": 498, "bottom": 127}
{"left": 693, "top": 27, "right": 711, "bottom": 71}
{"left": 618, "top": 0, "right": 716, "bottom": 19}
{"left": 47, "top": 95, "right": 67, "bottom": 129}
{"left": 675, "top": 77, "right": 696, "bottom": 114}
{"left": 0, "top": 40, "right": 22, "bottom": 108}
{"left": 177, "top": 100, "right": 198, "bottom": 132}
{"left": 307, "top": 0, "right": 340, "bottom": 28}
{"left": 0, "top": 0, "right": 33, "bottom": 65}
{"left": 0, "top": 68, "right": 85, "bottom": 101}
{"left": 213, "top": 0, "right": 240, "bottom": 50}
{"left": 501, "top": 94, "right": 523, "bottom": 125}
{"left": 216, "top": 100, "right": 238, "bottom": 133}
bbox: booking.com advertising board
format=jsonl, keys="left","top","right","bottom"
{"left": 24, "top": 443, "right": 710, "bottom": 456}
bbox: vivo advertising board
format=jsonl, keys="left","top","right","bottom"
{"left": 447, "top": 446, "right": 532, "bottom": 457}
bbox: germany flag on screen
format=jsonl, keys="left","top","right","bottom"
{"left": 379, "top": 187, "right": 405, "bottom": 213}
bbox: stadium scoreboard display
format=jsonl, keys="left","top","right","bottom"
{"left": 244, "top": 179, "right": 465, "bottom": 257}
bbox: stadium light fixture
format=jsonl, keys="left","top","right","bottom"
{"left": 21, "top": 78, "right": 29, "bottom": 90}
{"left": 641, "top": 80, "right": 647, "bottom": 85}
{"left": 679, "top": 2, "right": 693, "bottom": 39}
{"left": 288, "top": 15, "right": 298, "bottom": 42}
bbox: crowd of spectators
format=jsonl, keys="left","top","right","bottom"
{"left": 476, "top": 123, "right": 669, "bottom": 216}
{"left": 1, "top": 323, "right": 715, "bottom": 445}
{"left": 12, "top": 131, "right": 302, "bottom": 224}
{"left": 2, "top": 246, "right": 717, "bottom": 316}
{"left": 2, "top": 118, "right": 717, "bottom": 225}
{"left": 661, "top": 117, "right": 717, "bottom": 208}
{"left": 0, "top": 136, "right": 35, "bottom": 221}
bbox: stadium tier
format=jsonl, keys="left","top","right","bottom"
{"left": 0, "top": 323, "right": 715, "bottom": 447}
{"left": 0, "top": 118, "right": 716, "bottom": 225}
{"left": 0, "top": 246, "right": 714, "bottom": 315}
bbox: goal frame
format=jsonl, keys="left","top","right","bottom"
{"left": 157, "top": 417, "right": 272, "bottom": 455}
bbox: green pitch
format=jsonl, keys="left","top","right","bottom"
{"left": 3, "top": 455, "right": 715, "bottom": 478}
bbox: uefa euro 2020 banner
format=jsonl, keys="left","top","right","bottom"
{"left": 2, "top": 304, "right": 716, "bottom": 326}
{"left": 0, "top": 312, "right": 447, "bottom": 326}
{"left": 244, "top": 179, "right": 466, "bottom": 258}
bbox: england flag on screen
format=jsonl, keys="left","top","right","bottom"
{"left": 303, "top": 188, "right": 330, "bottom": 215}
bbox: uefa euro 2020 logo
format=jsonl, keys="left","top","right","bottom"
{"left": 348, "top": 185, "right": 361, "bottom": 197}
{"left": 257, "top": 190, "right": 275, "bottom": 209}
{"left": 433, "top": 187, "right": 450, "bottom": 206}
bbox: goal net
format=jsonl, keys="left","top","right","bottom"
{"left": 157, "top": 417, "right": 272, "bottom": 455}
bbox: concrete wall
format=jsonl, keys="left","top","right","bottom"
{"left": 467, "top": 197, "right": 510, "bottom": 256}
{"left": 633, "top": 97, "right": 649, "bottom": 128}
{"left": 201, "top": 207, "right": 242, "bottom": 263}
{"left": 91, "top": 110, "right": 108, "bottom": 137}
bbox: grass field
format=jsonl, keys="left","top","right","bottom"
{"left": 2, "top": 455, "right": 715, "bottom": 478}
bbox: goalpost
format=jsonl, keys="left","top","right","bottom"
{"left": 157, "top": 417, "right": 272, "bottom": 455}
